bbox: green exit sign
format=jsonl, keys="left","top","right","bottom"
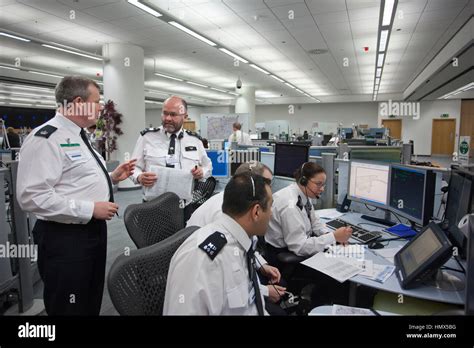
{"left": 441, "top": 113, "right": 449, "bottom": 118}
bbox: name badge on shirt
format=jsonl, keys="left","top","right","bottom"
{"left": 65, "top": 149, "right": 84, "bottom": 161}
{"left": 166, "top": 154, "right": 179, "bottom": 165}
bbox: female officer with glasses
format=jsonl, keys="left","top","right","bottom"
{"left": 265, "top": 162, "right": 352, "bottom": 261}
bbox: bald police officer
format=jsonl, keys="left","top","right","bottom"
{"left": 17, "top": 76, "right": 136, "bottom": 315}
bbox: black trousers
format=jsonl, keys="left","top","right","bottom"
{"left": 33, "top": 219, "right": 107, "bottom": 316}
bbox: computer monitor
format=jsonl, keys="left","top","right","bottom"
{"left": 395, "top": 222, "right": 453, "bottom": 289}
{"left": 466, "top": 214, "right": 474, "bottom": 315}
{"left": 261, "top": 131, "right": 269, "bottom": 140}
{"left": 347, "top": 160, "right": 390, "bottom": 208}
{"left": 388, "top": 165, "right": 435, "bottom": 227}
{"left": 274, "top": 143, "right": 309, "bottom": 178}
{"left": 443, "top": 167, "right": 473, "bottom": 258}
{"left": 342, "top": 128, "right": 353, "bottom": 139}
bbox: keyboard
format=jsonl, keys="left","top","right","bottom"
{"left": 325, "top": 218, "right": 381, "bottom": 244}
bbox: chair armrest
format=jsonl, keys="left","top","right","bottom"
{"left": 277, "top": 251, "right": 305, "bottom": 264}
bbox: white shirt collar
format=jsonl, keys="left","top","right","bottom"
{"left": 291, "top": 182, "right": 310, "bottom": 205}
{"left": 54, "top": 112, "right": 83, "bottom": 134}
{"left": 165, "top": 127, "right": 184, "bottom": 139}
{"left": 217, "top": 213, "right": 252, "bottom": 252}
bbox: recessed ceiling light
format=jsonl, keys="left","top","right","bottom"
{"left": 169, "top": 21, "right": 216, "bottom": 47}
{"left": 249, "top": 64, "right": 269, "bottom": 74}
{"left": 379, "top": 30, "right": 389, "bottom": 52}
{"left": 376, "top": 68, "right": 382, "bottom": 78}
{"left": 270, "top": 75, "right": 284, "bottom": 82}
{"left": 29, "top": 71, "right": 63, "bottom": 78}
{"left": 0, "top": 32, "right": 30, "bottom": 42}
{"left": 377, "top": 53, "right": 385, "bottom": 67}
{"left": 41, "top": 44, "right": 103, "bottom": 61}
{"left": 218, "top": 48, "right": 248, "bottom": 63}
{"left": 382, "top": 0, "right": 396, "bottom": 26}
{"left": 127, "top": 0, "right": 162, "bottom": 17}
{"left": 284, "top": 82, "right": 295, "bottom": 89}
{"left": 0, "top": 66, "right": 20, "bottom": 71}
{"left": 186, "top": 81, "right": 208, "bottom": 88}
{"left": 154, "top": 73, "right": 183, "bottom": 81}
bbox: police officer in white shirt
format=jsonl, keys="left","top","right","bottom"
{"left": 265, "top": 162, "right": 352, "bottom": 260}
{"left": 17, "top": 76, "right": 136, "bottom": 315}
{"left": 131, "top": 96, "right": 212, "bottom": 209}
{"left": 187, "top": 161, "right": 286, "bottom": 306}
{"left": 163, "top": 172, "right": 273, "bottom": 315}
{"left": 228, "top": 122, "right": 252, "bottom": 146}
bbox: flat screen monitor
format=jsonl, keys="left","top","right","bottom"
{"left": 388, "top": 165, "right": 435, "bottom": 226}
{"left": 274, "top": 143, "right": 309, "bottom": 178}
{"left": 347, "top": 160, "right": 390, "bottom": 208}
{"left": 466, "top": 214, "right": 474, "bottom": 315}
{"left": 445, "top": 168, "right": 473, "bottom": 228}
{"left": 395, "top": 222, "right": 452, "bottom": 289}
{"left": 261, "top": 132, "right": 269, "bottom": 140}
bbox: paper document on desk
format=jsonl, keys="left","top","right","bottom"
{"left": 356, "top": 260, "right": 395, "bottom": 283}
{"left": 145, "top": 165, "right": 194, "bottom": 201}
{"left": 301, "top": 252, "right": 362, "bottom": 283}
{"left": 317, "top": 209, "right": 344, "bottom": 220}
{"left": 372, "top": 247, "right": 402, "bottom": 264}
{"left": 332, "top": 304, "right": 377, "bottom": 316}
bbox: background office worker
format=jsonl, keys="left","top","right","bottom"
{"left": 17, "top": 76, "right": 136, "bottom": 315}
{"left": 228, "top": 122, "right": 252, "bottom": 146}
{"left": 187, "top": 161, "right": 286, "bottom": 306}
{"left": 131, "top": 96, "right": 212, "bottom": 205}
{"left": 164, "top": 173, "right": 273, "bottom": 315}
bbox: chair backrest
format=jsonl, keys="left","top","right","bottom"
{"left": 107, "top": 225, "right": 199, "bottom": 316}
{"left": 124, "top": 192, "right": 184, "bottom": 248}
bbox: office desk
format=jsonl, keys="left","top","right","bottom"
{"left": 316, "top": 211, "right": 466, "bottom": 306}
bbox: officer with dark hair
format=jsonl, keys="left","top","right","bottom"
{"left": 163, "top": 173, "right": 273, "bottom": 315}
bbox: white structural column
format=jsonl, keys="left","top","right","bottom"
{"left": 102, "top": 43, "right": 145, "bottom": 188}
{"left": 235, "top": 86, "right": 256, "bottom": 132}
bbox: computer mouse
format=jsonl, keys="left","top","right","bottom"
{"left": 368, "top": 241, "right": 384, "bottom": 249}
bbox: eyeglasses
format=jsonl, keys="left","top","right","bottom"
{"left": 308, "top": 179, "right": 326, "bottom": 188}
{"left": 162, "top": 111, "right": 186, "bottom": 117}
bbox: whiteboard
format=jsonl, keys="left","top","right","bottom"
{"left": 200, "top": 113, "right": 249, "bottom": 140}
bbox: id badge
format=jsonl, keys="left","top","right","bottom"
{"left": 166, "top": 154, "right": 178, "bottom": 165}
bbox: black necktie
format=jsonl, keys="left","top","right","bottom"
{"left": 167, "top": 133, "right": 177, "bottom": 168}
{"left": 80, "top": 129, "right": 114, "bottom": 203}
{"left": 246, "top": 247, "right": 264, "bottom": 316}
{"left": 304, "top": 199, "right": 312, "bottom": 221}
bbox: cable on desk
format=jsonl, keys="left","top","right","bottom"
{"left": 441, "top": 266, "right": 465, "bottom": 274}
{"left": 364, "top": 204, "right": 377, "bottom": 212}
{"left": 453, "top": 256, "right": 466, "bottom": 274}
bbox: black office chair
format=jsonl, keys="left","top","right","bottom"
{"left": 184, "top": 176, "right": 217, "bottom": 222}
{"left": 124, "top": 192, "right": 184, "bottom": 249}
{"left": 107, "top": 226, "right": 199, "bottom": 316}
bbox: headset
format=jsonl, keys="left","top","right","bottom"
{"left": 298, "top": 162, "right": 320, "bottom": 199}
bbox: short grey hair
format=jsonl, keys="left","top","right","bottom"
{"left": 235, "top": 161, "right": 272, "bottom": 177}
{"left": 55, "top": 76, "right": 100, "bottom": 104}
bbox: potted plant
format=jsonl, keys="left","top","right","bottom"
{"left": 96, "top": 99, "right": 123, "bottom": 172}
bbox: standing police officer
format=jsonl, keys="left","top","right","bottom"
{"left": 17, "top": 76, "right": 136, "bottom": 315}
{"left": 131, "top": 96, "right": 212, "bottom": 205}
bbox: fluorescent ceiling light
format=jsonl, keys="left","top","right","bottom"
{"left": 377, "top": 53, "right": 385, "bottom": 67}
{"left": 228, "top": 91, "right": 239, "bottom": 96}
{"left": 210, "top": 87, "right": 228, "bottom": 93}
{"left": 0, "top": 91, "right": 54, "bottom": 98}
{"left": 375, "top": 78, "right": 380, "bottom": 85}
{"left": 9, "top": 102, "right": 33, "bottom": 106}
{"left": 376, "top": 68, "right": 382, "bottom": 78}
{"left": 0, "top": 84, "right": 52, "bottom": 92}
{"left": 127, "top": 0, "right": 162, "bottom": 17}
{"left": 0, "top": 32, "right": 30, "bottom": 42}
{"left": 438, "top": 82, "right": 474, "bottom": 99}
{"left": 295, "top": 89, "right": 304, "bottom": 94}
{"left": 249, "top": 64, "right": 269, "bottom": 74}
{"left": 145, "top": 100, "right": 163, "bottom": 104}
{"left": 382, "top": 0, "right": 395, "bottom": 26}
{"left": 0, "top": 66, "right": 19, "bottom": 71}
{"left": 155, "top": 73, "right": 183, "bottom": 81}
{"left": 168, "top": 21, "right": 216, "bottom": 46}
{"left": 41, "top": 44, "right": 103, "bottom": 61}
{"left": 270, "top": 75, "right": 284, "bottom": 82}
{"left": 379, "top": 30, "right": 389, "bottom": 52}
{"left": 284, "top": 82, "right": 295, "bottom": 89}
{"left": 218, "top": 48, "right": 248, "bottom": 63}
{"left": 29, "top": 71, "right": 63, "bottom": 78}
{"left": 186, "top": 81, "right": 208, "bottom": 88}
{"left": 373, "top": 95, "right": 377, "bottom": 101}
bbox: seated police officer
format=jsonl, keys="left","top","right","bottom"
{"left": 163, "top": 172, "right": 273, "bottom": 315}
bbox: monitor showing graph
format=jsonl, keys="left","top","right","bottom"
{"left": 348, "top": 160, "right": 390, "bottom": 207}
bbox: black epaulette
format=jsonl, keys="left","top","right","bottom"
{"left": 185, "top": 130, "right": 202, "bottom": 140}
{"left": 296, "top": 196, "right": 303, "bottom": 210}
{"left": 140, "top": 127, "right": 160, "bottom": 136}
{"left": 198, "top": 232, "right": 227, "bottom": 260}
{"left": 34, "top": 125, "right": 57, "bottom": 139}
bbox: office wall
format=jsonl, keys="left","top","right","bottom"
{"left": 377, "top": 100, "right": 461, "bottom": 156}
{"left": 255, "top": 102, "right": 379, "bottom": 133}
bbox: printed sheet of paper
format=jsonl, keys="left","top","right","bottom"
{"left": 301, "top": 252, "right": 362, "bottom": 283}
{"left": 332, "top": 304, "right": 376, "bottom": 316}
{"left": 372, "top": 247, "right": 402, "bottom": 264}
{"left": 146, "top": 165, "right": 194, "bottom": 201}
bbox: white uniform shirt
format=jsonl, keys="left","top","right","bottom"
{"left": 131, "top": 126, "right": 212, "bottom": 199}
{"left": 186, "top": 191, "right": 269, "bottom": 290}
{"left": 17, "top": 113, "right": 110, "bottom": 224}
{"left": 163, "top": 214, "right": 268, "bottom": 315}
{"left": 265, "top": 183, "right": 335, "bottom": 257}
{"left": 228, "top": 130, "right": 252, "bottom": 146}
